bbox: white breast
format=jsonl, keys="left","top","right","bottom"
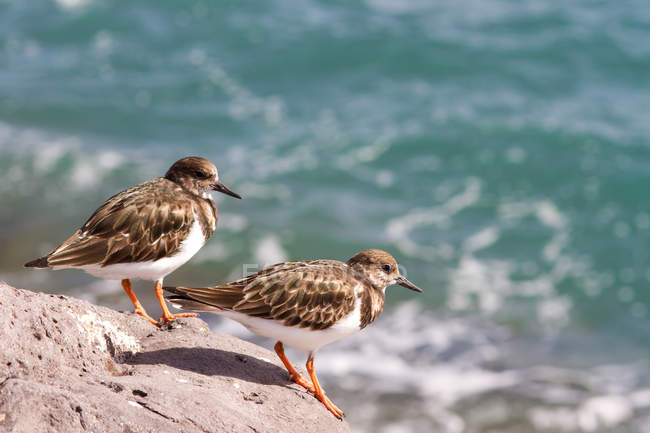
{"left": 78, "top": 213, "right": 206, "bottom": 282}
{"left": 217, "top": 290, "right": 363, "bottom": 353}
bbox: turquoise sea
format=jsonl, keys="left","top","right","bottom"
{"left": 2, "top": 1, "right": 650, "bottom": 431}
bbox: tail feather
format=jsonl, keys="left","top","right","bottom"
{"left": 24, "top": 257, "right": 50, "bottom": 268}
{"left": 164, "top": 287, "right": 225, "bottom": 313}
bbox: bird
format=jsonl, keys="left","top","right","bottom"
{"left": 25, "top": 156, "right": 242, "bottom": 326}
{"left": 164, "top": 249, "right": 422, "bottom": 418}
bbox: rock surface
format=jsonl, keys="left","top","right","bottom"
{"left": 0, "top": 283, "right": 351, "bottom": 433}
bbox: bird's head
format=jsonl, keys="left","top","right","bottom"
{"left": 346, "top": 249, "right": 422, "bottom": 293}
{"left": 165, "top": 156, "right": 241, "bottom": 200}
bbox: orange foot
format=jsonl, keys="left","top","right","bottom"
{"left": 121, "top": 279, "right": 159, "bottom": 326}
{"left": 274, "top": 342, "right": 316, "bottom": 393}
{"left": 313, "top": 391, "right": 344, "bottom": 419}
{"left": 134, "top": 306, "right": 160, "bottom": 326}
{"left": 307, "top": 354, "right": 344, "bottom": 419}
{"left": 154, "top": 280, "right": 198, "bottom": 325}
{"left": 158, "top": 311, "right": 198, "bottom": 325}
{"left": 289, "top": 372, "right": 316, "bottom": 394}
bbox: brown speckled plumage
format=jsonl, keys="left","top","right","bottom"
{"left": 167, "top": 260, "right": 357, "bottom": 331}
{"left": 34, "top": 179, "right": 216, "bottom": 268}
{"left": 359, "top": 284, "right": 385, "bottom": 329}
{"left": 166, "top": 249, "right": 419, "bottom": 332}
{"left": 25, "top": 158, "right": 224, "bottom": 269}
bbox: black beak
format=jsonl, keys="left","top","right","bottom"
{"left": 211, "top": 181, "right": 242, "bottom": 199}
{"left": 395, "top": 276, "right": 423, "bottom": 293}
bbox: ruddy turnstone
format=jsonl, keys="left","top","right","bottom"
{"left": 25, "top": 156, "right": 241, "bottom": 326}
{"left": 164, "top": 249, "right": 421, "bottom": 418}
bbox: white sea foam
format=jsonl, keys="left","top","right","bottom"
{"left": 214, "top": 213, "right": 248, "bottom": 233}
{"left": 70, "top": 150, "right": 124, "bottom": 190}
{"left": 196, "top": 59, "right": 286, "bottom": 126}
{"left": 253, "top": 235, "right": 288, "bottom": 267}
{"left": 386, "top": 177, "right": 482, "bottom": 260}
{"left": 92, "top": 31, "right": 113, "bottom": 55}
{"left": 536, "top": 201, "right": 568, "bottom": 229}
{"left": 55, "top": 0, "right": 91, "bottom": 10}
{"left": 462, "top": 226, "right": 499, "bottom": 253}
{"left": 336, "top": 134, "right": 394, "bottom": 168}
{"left": 440, "top": 196, "right": 600, "bottom": 337}
{"left": 0, "top": 122, "right": 126, "bottom": 195}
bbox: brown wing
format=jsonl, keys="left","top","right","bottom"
{"left": 41, "top": 178, "right": 200, "bottom": 267}
{"left": 165, "top": 260, "right": 358, "bottom": 331}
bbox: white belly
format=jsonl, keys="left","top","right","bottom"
{"left": 218, "top": 295, "right": 362, "bottom": 353}
{"left": 78, "top": 218, "right": 206, "bottom": 282}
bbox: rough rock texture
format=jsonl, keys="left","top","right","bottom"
{"left": 0, "top": 283, "right": 351, "bottom": 433}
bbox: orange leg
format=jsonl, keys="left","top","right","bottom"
{"left": 121, "top": 279, "right": 158, "bottom": 326}
{"left": 274, "top": 341, "right": 315, "bottom": 393}
{"left": 155, "top": 280, "right": 197, "bottom": 324}
{"left": 306, "top": 353, "right": 344, "bottom": 419}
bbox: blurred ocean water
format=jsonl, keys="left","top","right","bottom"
{"left": 2, "top": 0, "right": 650, "bottom": 431}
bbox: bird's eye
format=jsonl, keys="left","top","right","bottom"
{"left": 381, "top": 264, "right": 392, "bottom": 273}
{"left": 194, "top": 170, "right": 208, "bottom": 179}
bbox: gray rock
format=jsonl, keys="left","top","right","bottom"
{"left": 0, "top": 283, "right": 351, "bottom": 433}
